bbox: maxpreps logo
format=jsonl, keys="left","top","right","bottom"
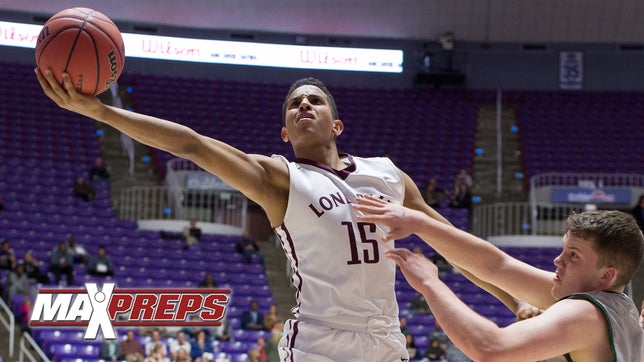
{"left": 30, "top": 283, "right": 231, "bottom": 339}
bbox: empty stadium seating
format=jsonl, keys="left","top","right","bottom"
{"left": 119, "top": 72, "right": 478, "bottom": 187}
{"left": 517, "top": 91, "right": 644, "bottom": 181}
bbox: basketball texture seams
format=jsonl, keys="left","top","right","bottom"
{"left": 35, "top": 7, "right": 125, "bottom": 96}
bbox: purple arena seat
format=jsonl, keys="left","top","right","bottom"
{"left": 48, "top": 343, "right": 78, "bottom": 359}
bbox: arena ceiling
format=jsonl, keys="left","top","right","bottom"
{"left": 2, "top": 0, "right": 644, "bottom": 44}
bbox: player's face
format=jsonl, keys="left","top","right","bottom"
{"left": 551, "top": 234, "right": 606, "bottom": 300}
{"left": 282, "top": 85, "right": 341, "bottom": 148}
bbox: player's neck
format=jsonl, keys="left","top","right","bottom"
{"left": 294, "top": 145, "right": 345, "bottom": 169}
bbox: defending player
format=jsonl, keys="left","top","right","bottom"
{"left": 353, "top": 195, "right": 643, "bottom": 362}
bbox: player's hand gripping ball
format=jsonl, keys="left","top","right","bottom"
{"left": 35, "top": 7, "right": 125, "bottom": 96}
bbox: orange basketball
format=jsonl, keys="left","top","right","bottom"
{"left": 35, "top": 7, "right": 125, "bottom": 96}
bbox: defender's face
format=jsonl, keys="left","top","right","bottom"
{"left": 551, "top": 234, "right": 606, "bottom": 300}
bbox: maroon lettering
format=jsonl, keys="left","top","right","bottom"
{"left": 308, "top": 203, "right": 324, "bottom": 217}
{"left": 1, "top": 26, "right": 40, "bottom": 44}
{"left": 299, "top": 50, "right": 357, "bottom": 66}
{"left": 329, "top": 192, "right": 348, "bottom": 207}
{"left": 141, "top": 39, "right": 200, "bottom": 57}
{"left": 318, "top": 196, "right": 333, "bottom": 211}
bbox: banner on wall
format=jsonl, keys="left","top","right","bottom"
{"left": 559, "top": 51, "right": 583, "bottom": 90}
{"left": 0, "top": 20, "right": 403, "bottom": 73}
{"left": 185, "top": 172, "right": 235, "bottom": 191}
{"left": 551, "top": 187, "right": 631, "bottom": 204}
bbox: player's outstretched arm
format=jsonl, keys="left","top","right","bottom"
{"left": 399, "top": 172, "right": 536, "bottom": 315}
{"left": 386, "top": 248, "right": 604, "bottom": 362}
{"left": 353, "top": 195, "right": 555, "bottom": 309}
{"left": 35, "top": 69, "right": 289, "bottom": 223}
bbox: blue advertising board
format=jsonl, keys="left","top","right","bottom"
{"left": 551, "top": 187, "right": 631, "bottom": 204}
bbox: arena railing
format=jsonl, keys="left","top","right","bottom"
{"left": 0, "top": 296, "right": 15, "bottom": 359}
{"left": 118, "top": 185, "right": 248, "bottom": 230}
{"left": 119, "top": 158, "right": 248, "bottom": 229}
{"left": 472, "top": 173, "right": 643, "bottom": 238}
{"left": 472, "top": 201, "right": 587, "bottom": 238}
{"left": 529, "top": 173, "right": 644, "bottom": 190}
{"left": 18, "top": 332, "right": 49, "bottom": 362}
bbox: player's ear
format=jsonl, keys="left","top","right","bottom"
{"left": 600, "top": 266, "right": 618, "bottom": 288}
{"left": 332, "top": 119, "right": 344, "bottom": 137}
{"left": 281, "top": 127, "right": 289, "bottom": 142}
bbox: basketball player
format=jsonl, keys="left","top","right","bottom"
{"left": 353, "top": 195, "right": 644, "bottom": 362}
{"left": 36, "top": 70, "right": 432, "bottom": 361}
{"left": 36, "top": 70, "right": 523, "bottom": 361}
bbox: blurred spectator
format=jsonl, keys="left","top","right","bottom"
{"left": 241, "top": 300, "right": 266, "bottom": 331}
{"left": 456, "top": 168, "right": 472, "bottom": 188}
{"left": 23, "top": 250, "right": 50, "bottom": 284}
{"left": 119, "top": 329, "right": 145, "bottom": 362}
{"left": 422, "top": 178, "right": 443, "bottom": 208}
{"left": 448, "top": 182, "right": 472, "bottom": 211}
{"left": 89, "top": 156, "right": 111, "bottom": 181}
{"left": 162, "top": 326, "right": 182, "bottom": 340}
{"left": 190, "top": 330, "right": 213, "bottom": 361}
{"left": 20, "top": 296, "right": 33, "bottom": 334}
{"left": 410, "top": 291, "right": 431, "bottom": 315}
{"left": 138, "top": 326, "right": 167, "bottom": 338}
{"left": 49, "top": 242, "right": 74, "bottom": 285}
{"left": 399, "top": 316, "right": 411, "bottom": 336}
{"left": 446, "top": 177, "right": 462, "bottom": 201}
{"left": 169, "top": 331, "right": 192, "bottom": 360}
{"left": 0, "top": 194, "right": 4, "bottom": 212}
{"left": 182, "top": 219, "right": 202, "bottom": 249}
{"left": 632, "top": 194, "right": 644, "bottom": 232}
{"left": 247, "top": 347, "right": 262, "bottom": 362}
{"left": 212, "top": 316, "right": 232, "bottom": 342}
{"left": 266, "top": 321, "right": 283, "bottom": 362}
{"left": 87, "top": 245, "right": 115, "bottom": 277}
{"left": 423, "top": 338, "right": 447, "bottom": 361}
{"left": 8, "top": 261, "right": 30, "bottom": 300}
{"left": 182, "top": 314, "right": 210, "bottom": 341}
{"left": 174, "top": 348, "right": 192, "bottom": 362}
{"left": 430, "top": 252, "right": 454, "bottom": 275}
{"left": 145, "top": 329, "right": 169, "bottom": 362}
{"left": 405, "top": 333, "right": 420, "bottom": 361}
{"left": 254, "top": 336, "right": 268, "bottom": 362}
{"left": 236, "top": 231, "right": 264, "bottom": 265}
{"left": 100, "top": 331, "right": 120, "bottom": 361}
{"left": 66, "top": 235, "right": 88, "bottom": 264}
{"left": 0, "top": 239, "right": 16, "bottom": 271}
{"left": 73, "top": 176, "right": 97, "bottom": 202}
{"left": 263, "top": 303, "right": 284, "bottom": 331}
{"left": 197, "top": 273, "right": 217, "bottom": 288}
{"left": 146, "top": 342, "right": 170, "bottom": 362}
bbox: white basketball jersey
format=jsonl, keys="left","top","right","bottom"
{"left": 272, "top": 153, "right": 404, "bottom": 327}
